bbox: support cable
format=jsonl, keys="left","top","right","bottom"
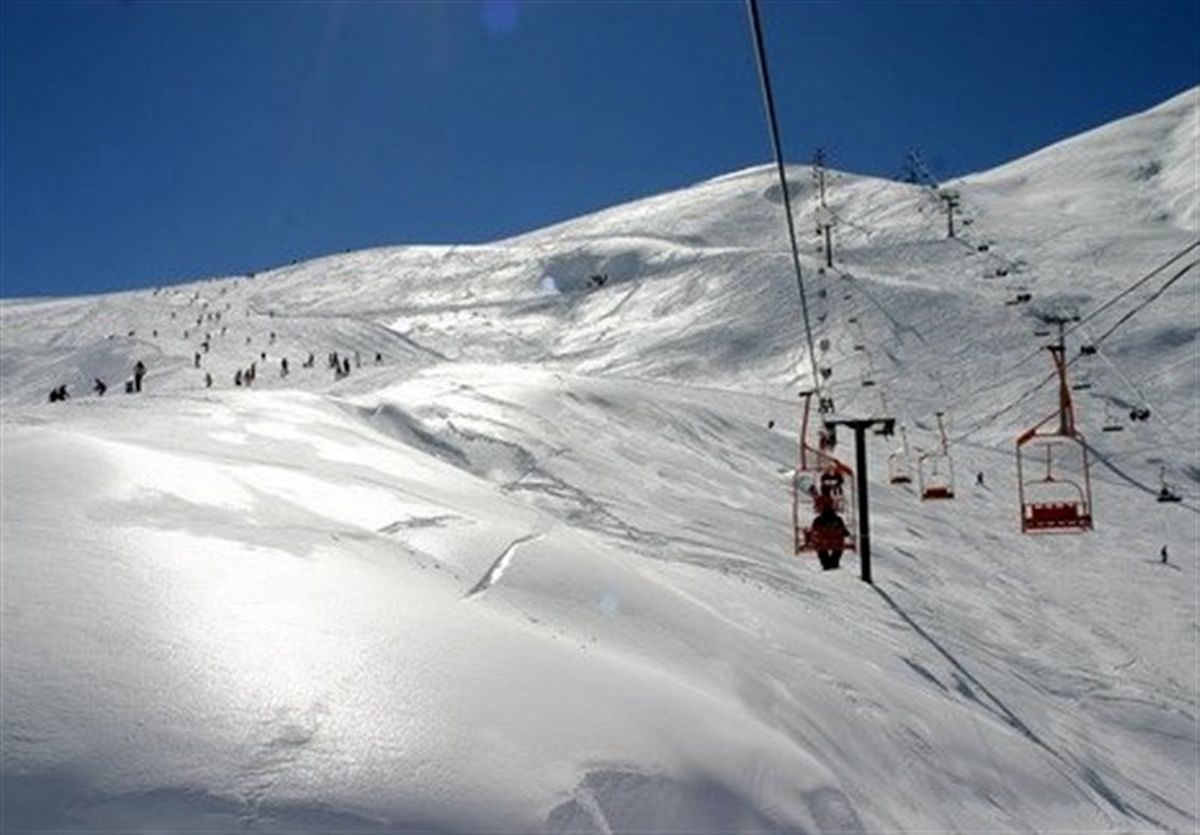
{"left": 960, "top": 258, "right": 1196, "bottom": 435}
{"left": 957, "top": 242, "right": 1200, "bottom": 405}
{"left": 745, "top": 0, "right": 822, "bottom": 395}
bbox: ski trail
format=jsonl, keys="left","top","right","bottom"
{"left": 465, "top": 532, "right": 544, "bottom": 599}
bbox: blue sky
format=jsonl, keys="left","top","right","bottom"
{"left": 2, "top": 0, "right": 1197, "bottom": 298}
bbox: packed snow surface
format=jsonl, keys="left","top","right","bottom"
{"left": 2, "top": 88, "right": 1197, "bottom": 832}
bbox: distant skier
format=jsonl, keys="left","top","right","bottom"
{"left": 1161, "top": 545, "right": 1169, "bottom": 565}
{"left": 133, "top": 360, "right": 146, "bottom": 393}
{"left": 193, "top": 351, "right": 201, "bottom": 368}
{"left": 374, "top": 352, "right": 382, "bottom": 364}
{"left": 204, "top": 372, "right": 213, "bottom": 389}
{"left": 234, "top": 369, "right": 243, "bottom": 387}
{"left": 93, "top": 378, "right": 107, "bottom": 397}
{"left": 976, "top": 471, "right": 985, "bottom": 487}
{"left": 280, "top": 357, "right": 289, "bottom": 378}
{"left": 342, "top": 357, "right": 351, "bottom": 376}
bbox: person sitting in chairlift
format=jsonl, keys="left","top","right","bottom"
{"left": 812, "top": 492, "right": 850, "bottom": 571}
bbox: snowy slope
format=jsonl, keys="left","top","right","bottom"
{"left": 1, "top": 88, "right": 1197, "bottom": 832}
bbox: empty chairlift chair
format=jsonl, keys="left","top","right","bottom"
{"left": 917, "top": 412, "right": 955, "bottom": 500}
{"left": 1015, "top": 345, "right": 1093, "bottom": 533}
{"left": 1102, "top": 403, "right": 1124, "bottom": 432}
{"left": 888, "top": 426, "right": 914, "bottom": 485}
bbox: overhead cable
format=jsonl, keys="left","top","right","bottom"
{"left": 744, "top": 0, "right": 822, "bottom": 395}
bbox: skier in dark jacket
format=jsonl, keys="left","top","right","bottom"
{"left": 133, "top": 361, "right": 146, "bottom": 393}
{"left": 93, "top": 378, "right": 107, "bottom": 397}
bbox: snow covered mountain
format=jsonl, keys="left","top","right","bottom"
{"left": 2, "top": 87, "right": 1196, "bottom": 833}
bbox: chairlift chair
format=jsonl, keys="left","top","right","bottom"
{"left": 1016, "top": 346, "right": 1093, "bottom": 533}
{"left": 1102, "top": 403, "right": 1124, "bottom": 432}
{"left": 1157, "top": 467, "right": 1182, "bottom": 503}
{"left": 918, "top": 452, "right": 955, "bottom": 499}
{"left": 917, "top": 412, "right": 955, "bottom": 500}
{"left": 791, "top": 392, "right": 857, "bottom": 559}
{"left": 888, "top": 426, "right": 914, "bottom": 484}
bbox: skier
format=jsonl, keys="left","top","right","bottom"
{"left": 93, "top": 378, "right": 107, "bottom": 397}
{"left": 1161, "top": 545, "right": 1169, "bottom": 565}
{"left": 133, "top": 360, "right": 146, "bottom": 393}
{"left": 194, "top": 352, "right": 201, "bottom": 369}
{"left": 976, "top": 471, "right": 985, "bottom": 487}
{"left": 234, "top": 369, "right": 243, "bottom": 387}
{"left": 375, "top": 352, "right": 382, "bottom": 364}
{"left": 281, "top": 357, "right": 289, "bottom": 378}
{"left": 204, "top": 372, "right": 213, "bottom": 389}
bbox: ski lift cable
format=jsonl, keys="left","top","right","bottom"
{"left": 959, "top": 258, "right": 1197, "bottom": 438}
{"left": 1073, "top": 320, "right": 1150, "bottom": 407}
{"left": 956, "top": 243, "right": 1200, "bottom": 407}
{"left": 1081, "top": 262, "right": 1196, "bottom": 448}
{"left": 1074, "top": 240, "right": 1198, "bottom": 330}
{"left": 744, "top": 0, "right": 822, "bottom": 396}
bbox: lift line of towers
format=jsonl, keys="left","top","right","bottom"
{"left": 749, "top": 0, "right": 1184, "bottom": 582}
{"left": 788, "top": 154, "right": 1183, "bottom": 580}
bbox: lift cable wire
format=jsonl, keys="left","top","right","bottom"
{"left": 959, "top": 257, "right": 1196, "bottom": 437}
{"left": 956, "top": 241, "right": 1200, "bottom": 407}
{"left": 745, "top": 0, "right": 822, "bottom": 396}
{"left": 1075, "top": 240, "right": 1198, "bottom": 331}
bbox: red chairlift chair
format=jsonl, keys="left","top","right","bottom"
{"left": 917, "top": 412, "right": 955, "bottom": 500}
{"left": 792, "top": 391, "right": 857, "bottom": 561}
{"left": 1015, "top": 345, "right": 1093, "bottom": 533}
{"left": 888, "top": 426, "right": 914, "bottom": 484}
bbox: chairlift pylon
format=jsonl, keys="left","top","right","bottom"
{"left": 1016, "top": 346, "right": 1093, "bottom": 533}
